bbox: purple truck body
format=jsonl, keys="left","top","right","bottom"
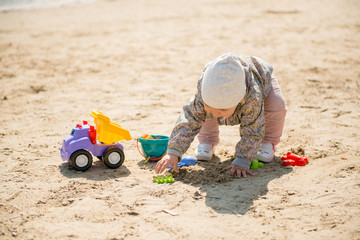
{"left": 60, "top": 124, "right": 124, "bottom": 162}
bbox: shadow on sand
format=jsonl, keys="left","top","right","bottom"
{"left": 199, "top": 156, "right": 292, "bottom": 215}
{"left": 138, "top": 155, "right": 292, "bottom": 215}
{"left": 59, "top": 160, "right": 131, "bottom": 181}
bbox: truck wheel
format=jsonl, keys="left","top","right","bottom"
{"left": 70, "top": 150, "right": 93, "bottom": 171}
{"left": 103, "top": 147, "right": 125, "bottom": 169}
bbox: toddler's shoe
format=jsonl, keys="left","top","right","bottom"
{"left": 256, "top": 142, "right": 275, "bottom": 162}
{"left": 194, "top": 143, "right": 215, "bottom": 161}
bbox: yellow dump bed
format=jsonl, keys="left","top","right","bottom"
{"left": 90, "top": 111, "right": 132, "bottom": 144}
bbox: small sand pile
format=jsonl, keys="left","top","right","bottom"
{"left": 169, "top": 160, "right": 235, "bottom": 185}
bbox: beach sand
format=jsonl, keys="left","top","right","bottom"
{"left": 1, "top": 0, "right": 360, "bottom": 239}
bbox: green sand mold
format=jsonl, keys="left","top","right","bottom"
{"left": 250, "top": 159, "right": 264, "bottom": 169}
{"left": 153, "top": 175, "right": 174, "bottom": 184}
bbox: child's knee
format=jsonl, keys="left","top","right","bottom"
{"left": 265, "top": 94, "right": 287, "bottom": 114}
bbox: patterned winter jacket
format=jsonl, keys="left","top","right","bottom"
{"left": 167, "top": 55, "right": 273, "bottom": 169}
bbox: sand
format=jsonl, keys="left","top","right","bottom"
{"left": 1, "top": 0, "right": 360, "bottom": 239}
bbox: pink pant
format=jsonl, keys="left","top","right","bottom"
{"left": 197, "top": 74, "right": 287, "bottom": 146}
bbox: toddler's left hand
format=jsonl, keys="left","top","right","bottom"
{"left": 226, "top": 164, "right": 255, "bottom": 178}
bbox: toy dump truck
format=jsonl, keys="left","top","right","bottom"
{"left": 60, "top": 111, "right": 131, "bottom": 171}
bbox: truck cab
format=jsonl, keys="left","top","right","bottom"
{"left": 61, "top": 122, "right": 94, "bottom": 163}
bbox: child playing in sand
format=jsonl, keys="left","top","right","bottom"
{"left": 155, "top": 53, "right": 287, "bottom": 178}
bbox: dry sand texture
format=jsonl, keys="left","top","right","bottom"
{"left": 1, "top": 0, "right": 360, "bottom": 239}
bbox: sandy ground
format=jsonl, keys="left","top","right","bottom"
{"left": 1, "top": 0, "right": 360, "bottom": 239}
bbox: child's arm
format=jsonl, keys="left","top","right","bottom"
{"left": 232, "top": 95, "right": 265, "bottom": 169}
{"left": 166, "top": 91, "right": 207, "bottom": 159}
{"left": 230, "top": 56, "right": 272, "bottom": 170}
{"left": 155, "top": 92, "right": 206, "bottom": 174}
{"left": 155, "top": 101, "right": 204, "bottom": 174}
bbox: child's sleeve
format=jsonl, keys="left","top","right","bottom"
{"left": 167, "top": 91, "right": 206, "bottom": 158}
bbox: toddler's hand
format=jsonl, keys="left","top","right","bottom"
{"left": 226, "top": 164, "right": 255, "bottom": 178}
{"left": 155, "top": 154, "right": 179, "bottom": 174}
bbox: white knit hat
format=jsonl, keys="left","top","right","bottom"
{"left": 201, "top": 53, "right": 246, "bottom": 109}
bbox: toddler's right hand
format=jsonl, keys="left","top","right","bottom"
{"left": 226, "top": 164, "right": 255, "bottom": 178}
{"left": 155, "top": 153, "right": 179, "bottom": 174}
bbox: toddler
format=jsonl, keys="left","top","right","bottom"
{"left": 155, "top": 53, "right": 287, "bottom": 177}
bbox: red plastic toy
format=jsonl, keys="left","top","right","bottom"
{"left": 281, "top": 152, "right": 309, "bottom": 166}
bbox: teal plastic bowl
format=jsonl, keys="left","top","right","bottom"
{"left": 138, "top": 135, "right": 169, "bottom": 158}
